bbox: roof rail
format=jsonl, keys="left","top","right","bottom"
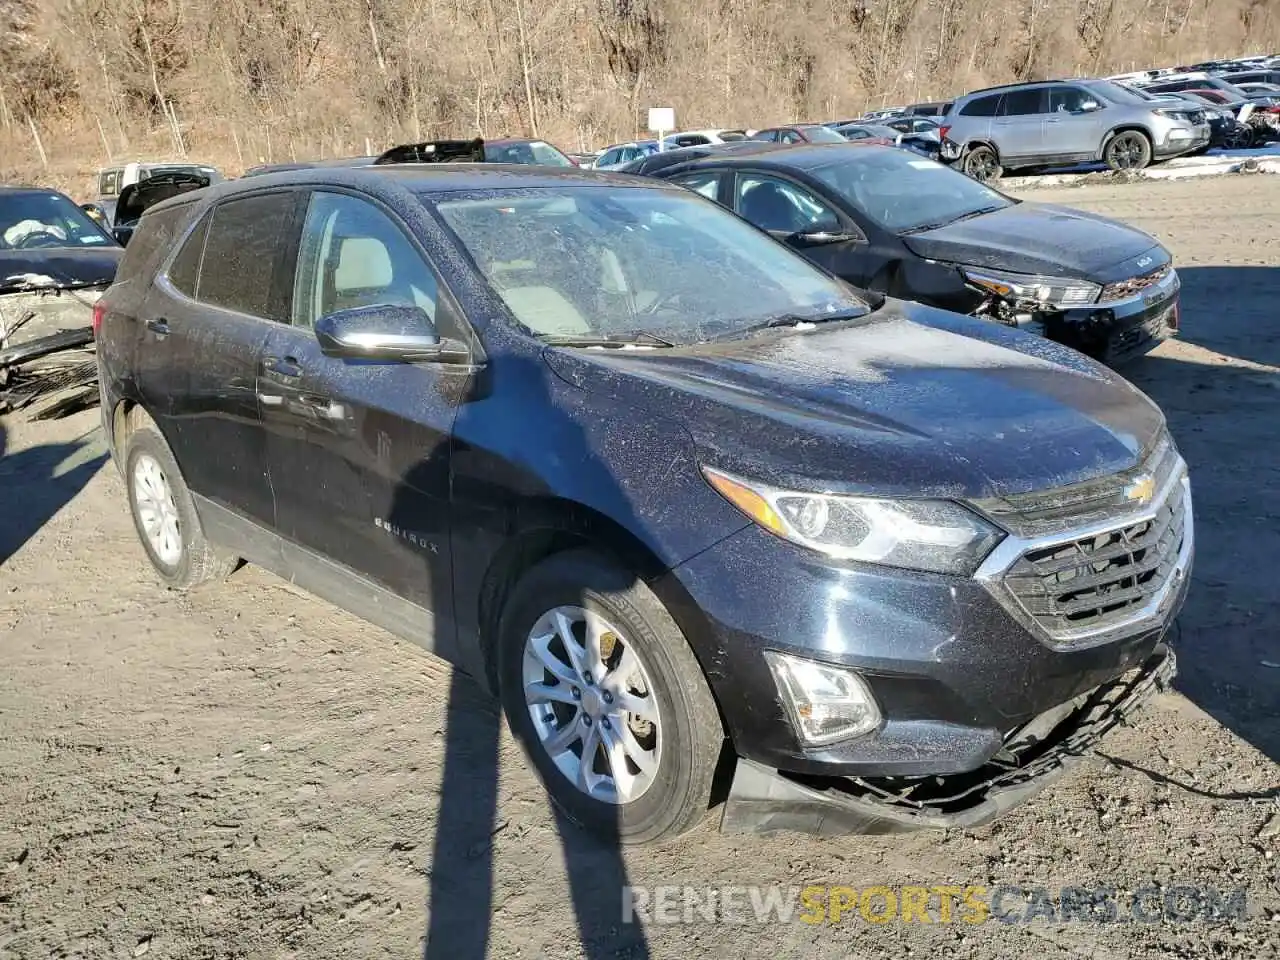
{"left": 959, "top": 78, "right": 1075, "bottom": 97}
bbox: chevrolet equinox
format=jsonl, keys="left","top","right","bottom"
{"left": 95, "top": 166, "right": 1192, "bottom": 842}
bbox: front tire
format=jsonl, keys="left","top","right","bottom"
{"left": 1105, "top": 131, "right": 1152, "bottom": 171}
{"left": 497, "top": 549, "right": 725, "bottom": 844}
{"left": 123, "top": 424, "right": 238, "bottom": 590}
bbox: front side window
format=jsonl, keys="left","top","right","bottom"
{"left": 1050, "top": 86, "right": 1094, "bottom": 112}
{"left": 292, "top": 191, "right": 440, "bottom": 329}
{"left": 0, "top": 191, "right": 113, "bottom": 249}
{"left": 432, "top": 186, "right": 865, "bottom": 344}
{"left": 734, "top": 174, "right": 841, "bottom": 235}
{"left": 809, "top": 148, "right": 1012, "bottom": 233}
{"left": 195, "top": 192, "right": 294, "bottom": 319}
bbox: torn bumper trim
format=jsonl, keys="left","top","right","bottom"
{"left": 719, "top": 643, "right": 1176, "bottom": 836}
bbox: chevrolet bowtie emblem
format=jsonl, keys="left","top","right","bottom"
{"left": 1124, "top": 473, "right": 1155, "bottom": 505}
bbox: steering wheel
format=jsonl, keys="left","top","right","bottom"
{"left": 13, "top": 230, "right": 64, "bottom": 249}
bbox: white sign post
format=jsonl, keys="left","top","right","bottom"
{"left": 648, "top": 107, "right": 675, "bottom": 151}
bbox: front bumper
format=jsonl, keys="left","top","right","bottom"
{"left": 719, "top": 644, "right": 1176, "bottom": 835}
{"left": 1042, "top": 265, "right": 1180, "bottom": 363}
{"left": 1155, "top": 123, "right": 1212, "bottom": 158}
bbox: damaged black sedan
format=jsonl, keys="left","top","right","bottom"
{"left": 643, "top": 142, "right": 1179, "bottom": 364}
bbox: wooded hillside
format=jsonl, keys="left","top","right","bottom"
{"left": 1, "top": 0, "right": 1277, "bottom": 193}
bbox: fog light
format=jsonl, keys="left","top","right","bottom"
{"left": 764, "top": 651, "right": 881, "bottom": 746}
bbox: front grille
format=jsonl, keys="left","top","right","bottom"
{"left": 1100, "top": 264, "right": 1171, "bottom": 303}
{"left": 1002, "top": 480, "right": 1187, "bottom": 638}
{"left": 972, "top": 432, "right": 1180, "bottom": 538}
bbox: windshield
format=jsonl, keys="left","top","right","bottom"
{"left": 0, "top": 191, "right": 113, "bottom": 250}
{"left": 809, "top": 149, "right": 1012, "bottom": 233}
{"left": 1088, "top": 79, "right": 1160, "bottom": 105}
{"left": 802, "top": 126, "right": 850, "bottom": 144}
{"left": 432, "top": 186, "right": 866, "bottom": 344}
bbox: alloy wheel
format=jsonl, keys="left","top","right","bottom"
{"left": 522, "top": 605, "right": 662, "bottom": 804}
{"left": 1108, "top": 133, "right": 1148, "bottom": 170}
{"left": 965, "top": 148, "right": 999, "bottom": 182}
{"left": 133, "top": 453, "right": 183, "bottom": 566}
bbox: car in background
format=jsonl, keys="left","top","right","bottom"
{"left": 480, "top": 138, "right": 577, "bottom": 166}
{"left": 95, "top": 162, "right": 1189, "bottom": 844}
{"left": 1218, "top": 70, "right": 1280, "bottom": 87}
{"left": 0, "top": 185, "right": 121, "bottom": 349}
{"left": 594, "top": 140, "right": 661, "bottom": 170}
{"left": 832, "top": 122, "right": 941, "bottom": 160}
{"left": 1138, "top": 74, "right": 1279, "bottom": 107}
{"left": 614, "top": 141, "right": 776, "bottom": 177}
{"left": 750, "top": 124, "right": 849, "bottom": 144}
{"left": 94, "top": 162, "right": 222, "bottom": 225}
{"left": 856, "top": 108, "right": 904, "bottom": 122}
{"left": 662, "top": 129, "right": 750, "bottom": 148}
{"left": 642, "top": 142, "right": 1180, "bottom": 363}
{"left": 1145, "top": 92, "right": 1250, "bottom": 149}
{"left": 900, "top": 100, "right": 952, "bottom": 117}
{"left": 1235, "top": 82, "right": 1280, "bottom": 96}
{"left": 942, "top": 79, "right": 1210, "bottom": 181}
{"left": 110, "top": 171, "right": 213, "bottom": 246}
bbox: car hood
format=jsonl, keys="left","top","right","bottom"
{"left": 0, "top": 246, "right": 122, "bottom": 290}
{"left": 902, "top": 202, "right": 1164, "bottom": 282}
{"left": 543, "top": 301, "right": 1165, "bottom": 500}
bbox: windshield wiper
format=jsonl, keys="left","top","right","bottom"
{"left": 900, "top": 205, "right": 1004, "bottom": 235}
{"left": 540, "top": 330, "right": 675, "bottom": 348}
{"left": 716, "top": 306, "right": 870, "bottom": 340}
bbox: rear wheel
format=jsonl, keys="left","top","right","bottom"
{"left": 497, "top": 549, "right": 724, "bottom": 844}
{"left": 1223, "top": 124, "right": 1254, "bottom": 149}
{"left": 1105, "top": 131, "right": 1152, "bottom": 171}
{"left": 963, "top": 145, "right": 1002, "bottom": 183}
{"left": 123, "top": 424, "right": 238, "bottom": 590}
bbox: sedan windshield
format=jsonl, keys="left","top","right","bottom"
{"left": 800, "top": 126, "right": 850, "bottom": 144}
{"left": 0, "top": 191, "right": 113, "bottom": 249}
{"left": 433, "top": 186, "right": 867, "bottom": 344}
{"left": 484, "top": 141, "right": 575, "bottom": 167}
{"left": 808, "top": 148, "right": 1013, "bottom": 233}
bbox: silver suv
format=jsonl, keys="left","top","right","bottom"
{"left": 940, "top": 79, "right": 1211, "bottom": 182}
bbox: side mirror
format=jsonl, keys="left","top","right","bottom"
{"left": 1078, "top": 99, "right": 1102, "bottom": 112}
{"left": 314, "top": 304, "right": 442, "bottom": 361}
{"left": 81, "top": 202, "right": 107, "bottom": 223}
{"left": 112, "top": 225, "right": 133, "bottom": 246}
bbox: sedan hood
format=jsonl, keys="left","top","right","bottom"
{"left": 544, "top": 302, "right": 1165, "bottom": 500}
{"left": 0, "top": 246, "right": 122, "bottom": 289}
{"left": 903, "top": 202, "right": 1163, "bottom": 282}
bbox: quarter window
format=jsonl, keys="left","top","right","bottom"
{"left": 291, "top": 191, "right": 440, "bottom": 330}
{"left": 163, "top": 211, "right": 209, "bottom": 297}
{"left": 196, "top": 193, "right": 294, "bottom": 319}
{"left": 669, "top": 171, "right": 722, "bottom": 201}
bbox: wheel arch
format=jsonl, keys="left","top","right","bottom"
{"left": 1100, "top": 124, "right": 1155, "bottom": 157}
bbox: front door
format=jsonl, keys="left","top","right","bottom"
{"left": 1043, "top": 86, "right": 1109, "bottom": 161}
{"left": 258, "top": 189, "right": 473, "bottom": 649}
{"left": 135, "top": 193, "right": 297, "bottom": 527}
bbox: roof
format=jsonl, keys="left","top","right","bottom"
{"left": 0, "top": 185, "right": 69, "bottom": 196}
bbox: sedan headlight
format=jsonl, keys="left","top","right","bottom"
{"left": 961, "top": 266, "right": 1101, "bottom": 307}
{"left": 702, "top": 466, "right": 1003, "bottom": 576}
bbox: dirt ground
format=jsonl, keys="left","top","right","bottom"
{"left": 2, "top": 175, "right": 1279, "bottom": 960}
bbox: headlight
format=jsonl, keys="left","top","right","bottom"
{"left": 764, "top": 651, "right": 881, "bottom": 745}
{"left": 961, "top": 266, "right": 1101, "bottom": 307}
{"left": 701, "top": 466, "right": 1003, "bottom": 576}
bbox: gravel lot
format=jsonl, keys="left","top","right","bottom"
{"left": 2, "top": 175, "right": 1278, "bottom": 960}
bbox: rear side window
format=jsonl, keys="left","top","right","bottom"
{"left": 166, "top": 212, "right": 209, "bottom": 297}
{"left": 960, "top": 95, "right": 1001, "bottom": 117}
{"left": 1000, "top": 88, "right": 1048, "bottom": 115}
{"left": 114, "top": 203, "right": 195, "bottom": 285}
{"left": 196, "top": 193, "right": 294, "bottom": 319}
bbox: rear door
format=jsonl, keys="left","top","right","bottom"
{"left": 993, "top": 87, "right": 1049, "bottom": 160}
{"left": 1043, "top": 85, "right": 1109, "bottom": 161}
{"left": 134, "top": 191, "right": 298, "bottom": 527}
{"left": 257, "top": 188, "right": 471, "bottom": 627}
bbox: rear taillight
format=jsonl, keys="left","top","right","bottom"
{"left": 91, "top": 301, "right": 106, "bottom": 337}
{"left": 939, "top": 125, "right": 951, "bottom": 140}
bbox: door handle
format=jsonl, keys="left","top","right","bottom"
{"left": 146, "top": 318, "right": 170, "bottom": 337}
{"left": 263, "top": 355, "right": 302, "bottom": 379}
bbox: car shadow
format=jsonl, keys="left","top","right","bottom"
{"left": 0, "top": 423, "right": 108, "bottom": 565}
{"left": 1118, "top": 264, "right": 1280, "bottom": 764}
{"left": 384, "top": 350, "right": 653, "bottom": 959}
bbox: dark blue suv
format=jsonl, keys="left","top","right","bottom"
{"left": 94, "top": 165, "right": 1191, "bottom": 842}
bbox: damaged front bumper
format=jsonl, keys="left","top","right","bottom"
{"left": 719, "top": 643, "right": 1176, "bottom": 836}
{"left": 0, "top": 282, "right": 105, "bottom": 350}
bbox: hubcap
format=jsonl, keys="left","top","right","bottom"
{"left": 132, "top": 453, "right": 183, "bottom": 567}
{"left": 522, "top": 605, "right": 661, "bottom": 804}
{"left": 1112, "top": 135, "right": 1143, "bottom": 169}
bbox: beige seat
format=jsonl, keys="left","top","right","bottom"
{"left": 498, "top": 285, "right": 591, "bottom": 336}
